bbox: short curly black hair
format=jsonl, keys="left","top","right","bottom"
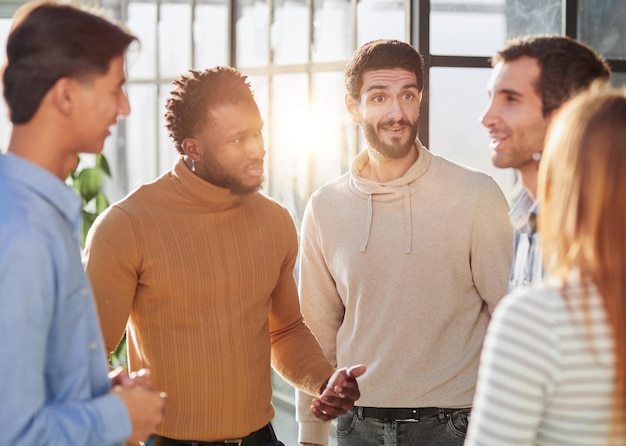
{"left": 165, "top": 66, "right": 254, "bottom": 155}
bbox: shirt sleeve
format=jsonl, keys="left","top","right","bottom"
{"left": 267, "top": 205, "right": 335, "bottom": 397}
{"left": 470, "top": 178, "right": 514, "bottom": 313}
{"left": 83, "top": 205, "right": 140, "bottom": 356}
{"left": 465, "top": 290, "right": 559, "bottom": 446}
{"left": 296, "top": 198, "right": 345, "bottom": 445}
{"left": 0, "top": 231, "right": 130, "bottom": 446}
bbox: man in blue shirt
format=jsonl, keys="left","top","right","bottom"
{"left": 0, "top": 2, "right": 166, "bottom": 445}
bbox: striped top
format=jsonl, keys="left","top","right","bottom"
{"left": 465, "top": 279, "right": 623, "bottom": 446}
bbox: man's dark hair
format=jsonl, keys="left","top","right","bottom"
{"left": 164, "top": 67, "right": 255, "bottom": 155}
{"left": 493, "top": 35, "right": 611, "bottom": 116}
{"left": 345, "top": 39, "right": 424, "bottom": 100}
{"left": 3, "top": 2, "right": 137, "bottom": 124}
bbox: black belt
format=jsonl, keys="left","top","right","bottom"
{"left": 152, "top": 424, "right": 275, "bottom": 446}
{"left": 355, "top": 406, "right": 460, "bottom": 421}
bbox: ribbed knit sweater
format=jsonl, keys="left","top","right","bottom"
{"left": 84, "top": 158, "right": 334, "bottom": 441}
{"left": 296, "top": 143, "right": 514, "bottom": 444}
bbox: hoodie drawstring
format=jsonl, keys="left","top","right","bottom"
{"left": 359, "top": 193, "right": 373, "bottom": 253}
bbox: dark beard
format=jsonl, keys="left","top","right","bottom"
{"left": 362, "top": 119, "right": 418, "bottom": 160}
{"left": 203, "top": 156, "right": 263, "bottom": 196}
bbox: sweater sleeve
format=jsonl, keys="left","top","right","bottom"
{"left": 465, "top": 290, "right": 559, "bottom": 446}
{"left": 296, "top": 197, "right": 346, "bottom": 445}
{"left": 268, "top": 206, "right": 335, "bottom": 397}
{"left": 83, "top": 205, "right": 140, "bottom": 357}
{"left": 470, "top": 178, "right": 514, "bottom": 313}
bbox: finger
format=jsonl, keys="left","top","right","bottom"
{"left": 346, "top": 364, "right": 366, "bottom": 378}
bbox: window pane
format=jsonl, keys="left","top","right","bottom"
{"left": 430, "top": 0, "right": 506, "bottom": 56}
{"left": 312, "top": 0, "right": 353, "bottom": 62}
{"left": 429, "top": 67, "right": 516, "bottom": 200}
{"left": 127, "top": 2, "right": 157, "bottom": 80}
{"left": 578, "top": 0, "right": 626, "bottom": 60}
{"left": 159, "top": 4, "right": 191, "bottom": 78}
{"left": 309, "top": 72, "right": 355, "bottom": 193}
{"left": 126, "top": 85, "right": 158, "bottom": 191}
{"left": 0, "top": 18, "right": 11, "bottom": 151}
{"left": 236, "top": 0, "right": 270, "bottom": 67}
{"left": 613, "top": 72, "right": 626, "bottom": 88}
{"left": 268, "top": 73, "right": 308, "bottom": 217}
{"left": 194, "top": 2, "right": 229, "bottom": 68}
{"left": 357, "top": 0, "right": 405, "bottom": 46}
{"left": 504, "top": 0, "right": 560, "bottom": 37}
{"left": 272, "top": 0, "right": 309, "bottom": 65}
{"left": 159, "top": 83, "right": 179, "bottom": 177}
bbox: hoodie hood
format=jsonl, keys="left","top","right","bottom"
{"left": 348, "top": 141, "right": 432, "bottom": 253}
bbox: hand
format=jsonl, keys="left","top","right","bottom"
{"left": 109, "top": 367, "right": 154, "bottom": 390}
{"left": 310, "top": 364, "right": 366, "bottom": 421}
{"left": 111, "top": 384, "right": 167, "bottom": 442}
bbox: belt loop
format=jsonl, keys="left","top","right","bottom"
{"left": 437, "top": 408, "right": 447, "bottom": 423}
{"left": 356, "top": 406, "right": 364, "bottom": 420}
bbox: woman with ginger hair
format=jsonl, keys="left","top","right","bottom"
{"left": 465, "top": 87, "right": 626, "bottom": 446}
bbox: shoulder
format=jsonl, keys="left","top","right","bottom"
{"left": 492, "top": 285, "right": 565, "bottom": 332}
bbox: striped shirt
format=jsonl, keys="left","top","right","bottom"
{"left": 466, "top": 280, "right": 623, "bottom": 446}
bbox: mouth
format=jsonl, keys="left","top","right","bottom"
{"left": 488, "top": 132, "right": 508, "bottom": 150}
{"left": 245, "top": 164, "right": 264, "bottom": 178}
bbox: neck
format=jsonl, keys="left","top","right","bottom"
{"left": 7, "top": 124, "right": 78, "bottom": 181}
{"left": 519, "top": 166, "right": 538, "bottom": 201}
{"left": 362, "top": 143, "right": 419, "bottom": 183}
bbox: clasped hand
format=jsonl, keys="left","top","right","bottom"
{"left": 310, "top": 364, "right": 366, "bottom": 421}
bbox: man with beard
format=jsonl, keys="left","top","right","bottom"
{"left": 295, "top": 39, "right": 513, "bottom": 446}
{"left": 83, "top": 66, "right": 365, "bottom": 446}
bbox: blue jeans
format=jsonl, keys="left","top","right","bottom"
{"left": 336, "top": 408, "right": 470, "bottom": 446}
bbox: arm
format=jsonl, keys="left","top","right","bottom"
{"left": 83, "top": 205, "right": 140, "bottom": 356}
{"left": 470, "top": 179, "right": 514, "bottom": 313}
{"left": 465, "top": 291, "right": 557, "bottom": 445}
{"left": 0, "top": 232, "right": 131, "bottom": 445}
{"left": 296, "top": 199, "right": 349, "bottom": 445}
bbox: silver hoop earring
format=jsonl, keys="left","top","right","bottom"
{"left": 191, "top": 159, "right": 196, "bottom": 172}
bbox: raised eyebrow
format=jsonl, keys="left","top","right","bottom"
{"left": 365, "top": 83, "right": 420, "bottom": 94}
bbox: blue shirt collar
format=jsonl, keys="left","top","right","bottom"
{"left": 0, "top": 153, "right": 82, "bottom": 234}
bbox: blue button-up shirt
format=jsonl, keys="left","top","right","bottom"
{"left": 0, "top": 153, "right": 130, "bottom": 445}
{"left": 508, "top": 189, "right": 545, "bottom": 292}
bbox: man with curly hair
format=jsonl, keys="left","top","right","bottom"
{"left": 83, "top": 66, "right": 365, "bottom": 446}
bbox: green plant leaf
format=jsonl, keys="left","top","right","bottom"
{"left": 76, "top": 167, "right": 103, "bottom": 202}
{"left": 82, "top": 210, "right": 97, "bottom": 246}
{"left": 95, "top": 191, "right": 110, "bottom": 214}
{"left": 96, "top": 153, "right": 112, "bottom": 177}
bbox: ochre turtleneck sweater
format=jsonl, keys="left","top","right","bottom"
{"left": 84, "top": 158, "right": 334, "bottom": 441}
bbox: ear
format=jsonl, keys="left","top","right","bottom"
{"left": 182, "top": 138, "right": 199, "bottom": 158}
{"left": 49, "top": 77, "right": 77, "bottom": 117}
{"left": 345, "top": 93, "right": 361, "bottom": 125}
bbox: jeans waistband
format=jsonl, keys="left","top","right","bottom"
{"left": 152, "top": 423, "right": 276, "bottom": 446}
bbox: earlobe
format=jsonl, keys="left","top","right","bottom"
{"left": 345, "top": 94, "right": 361, "bottom": 125}
{"left": 182, "top": 138, "right": 199, "bottom": 157}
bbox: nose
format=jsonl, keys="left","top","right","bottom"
{"left": 480, "top": 99, "right": 497, "bottom": 128}
{"left": 118, "top": 91, "right": 131, "bottom": 117}
{"left": 247, "top": 134, "right": 266, "bottom": 160}
{"left": 387, "top": 97, "right": 403, "bottom": 120}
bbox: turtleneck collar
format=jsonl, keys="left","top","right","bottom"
{"left": 349, "top": 141, "right": 432, "bottom": 254}
{"left": 170, "top": 157, "right": 246, "bottom": 211}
